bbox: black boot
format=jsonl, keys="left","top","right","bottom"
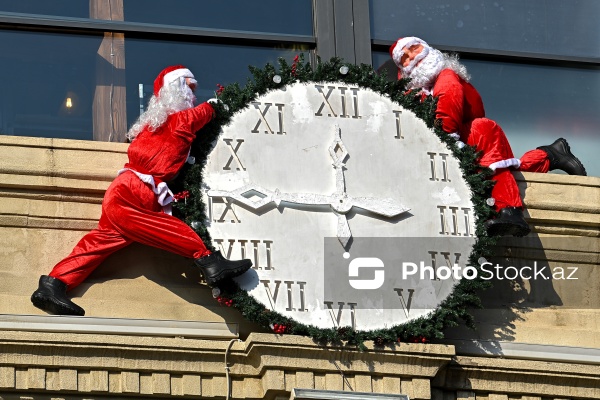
{"left": 31, "top": 275, "right": 85, "bottom": 316}
{"left": 485, "top": 207, "right": 531, "bottom": 237}
{"left": 537, "top": 138, "right": 587, "bottom": 176}
{"left": 194, "top": 251, "right": 252, "bottom": 287}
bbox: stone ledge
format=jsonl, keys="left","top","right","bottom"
{"left": 0, "top": 331, "right": 453, "bottom": 399}
{"left": 0, "top": 135, "right": 128, "bottom": 195}
{"left": 434, "top": 355, "right": 600, "bottom": 399}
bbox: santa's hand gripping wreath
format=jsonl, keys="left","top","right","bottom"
{"left": 389, "top": 36, "right": 587, "bottom": 237}
{"left": 30, "top": 65, "right": 252, "bottom": 317}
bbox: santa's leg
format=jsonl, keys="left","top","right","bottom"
{"left": 467, "top": 118, "right": 530, "bottom": 236}
{"left": 31, "top": 214, "right": 131, "bottom": 316}
{"left": 519, "top": 149, "right": 550, "bottom": 173}
{"left": 104, "top": 178, "right": 252, "bottom": 287}
{"left": 524, "top": 139, "right": 586, "bottom": 175}
{"left": 485, "top": 169, "right": 530, "bottom": 237}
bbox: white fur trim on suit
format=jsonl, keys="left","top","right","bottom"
{"left": 488, "top": 158, "right": 521, "bottom": 171}
{"left": 391, "top": 37, "right": 428, "bottom": 67}
{"left": 117, "top": 168, "right": 175, "bottom": 215}
{"left": 163, "top": 68, "right": 194, "bottom": 87}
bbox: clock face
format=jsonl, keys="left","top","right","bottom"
{"left": 202, "top": 82, "right": 475, "bottom": 330}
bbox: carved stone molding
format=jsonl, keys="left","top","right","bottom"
{"left": 0, "top": 331, "right": 453, "bottom": 399}
{"left": 433, "top": 355, "right": 600, "bottom": 399}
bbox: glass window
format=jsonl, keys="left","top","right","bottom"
{"left": 125, "top": 39, "right": 309, "bottom": 129}
{"left": 123, "top": 0, "right": 313, "bottom": 35}
{"left": 373, "top": 52, "right": 600, "bottom": 177}
{"left": 370, "top": 0, "right": 600, "bottom": 59}
{"left": 0, "top": 0, "right": 89, "bottom": 18}
{"left": 0, "top": 29, "right": 101, "bottom": 140}
{"left": 0, "top": 27, "right": 308, "bottom": 142}
{"left": 464, "top": 59, "right": 600, "bottom": 178}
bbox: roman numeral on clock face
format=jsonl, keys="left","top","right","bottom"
{"left": 323, "top": 301, "right": 357, "bottom": 329}
{"left": 213, "top": 238, "right": 274, "bottom": 270}
{"left": 393, "top": 287, "right": 415, "bottom": 317}
{"left": 222, "top": 138, "right": 246, "bottom": 171}
{"left": 428, "top": 152, "right": 451, "bottom": 182}
{"left": 393, "top": 110, "right": 403, "bottom": 139}
{"left": 251, "top": 102, "right": 286, "bottom": 134}
{"left": 428, "top": 250, "right": 463, "bottom": 281}
{"left": 261, "top": 279, "right": 308, "bottom": 312}
{"left": 437, "top": 205, "right": 473, "bottom": 236}
{"left": 314, "top": 85, "right": 361, "bottom": 119}
{"left": 209, "top": 197, "right": 241, "bottom": 223}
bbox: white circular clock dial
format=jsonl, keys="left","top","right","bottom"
{"left": 202, "top": 82, "right": 475, "bottom": 330}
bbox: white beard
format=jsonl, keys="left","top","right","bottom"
{"left": 402, "top": 47, "right": 445, "bottom": 90}
{"left": 127, "top": 77, "right": 196, "bottom": 140}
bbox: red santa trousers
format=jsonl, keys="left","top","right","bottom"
{"left": 465, "top": 118, "right": 550, "bottom": 211}
{"left": 49, "top": 171, "right": 210, "bottom": 290}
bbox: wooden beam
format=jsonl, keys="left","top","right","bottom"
{"left": 90, "top": 0, "right": 127, "bottom": 142}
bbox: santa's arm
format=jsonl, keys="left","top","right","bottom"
{"left": 171, "top": 102, "right": 215, "bottom": 142}
{"left": 432, "top": 70, "right": 464, "bottom": 135}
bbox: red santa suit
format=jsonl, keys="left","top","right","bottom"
{"left": 431, "top": 68, "right": 550, "bottom": 210}
{"left": 48, "top": 77, "right": 214, "bottom": 290}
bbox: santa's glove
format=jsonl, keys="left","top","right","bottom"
{"left": 448, "top": 132, "right": 465, "bottom": 149}
{"left": 206, "top": 98, "right": 229, "bottom": 114}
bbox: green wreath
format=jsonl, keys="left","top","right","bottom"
{"left": 172, "top": 55, "right": 497, "bottom": 349}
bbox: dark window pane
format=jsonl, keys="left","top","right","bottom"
{"left": 370, "top": 0, "right": 600, "bottom": 59}
{"left": 0, "top": 29, "right": 100, "bottom": 140}
{"left": 123, "top": 0, "right": 313, "bottom": 35}
{"left": 0, "top": 27, "right": 308, "bottom": 142}
{"left": 0, "top": 0, "right": 88, "bottom": 18}
{"left": 464, "top": 60, "right": 600, "bottom": 178}
{"left": 373, "top": 52, "right": 600, "bottom": 177}
{"left": 125, "top": 38, "right": 309, "bottom": 129}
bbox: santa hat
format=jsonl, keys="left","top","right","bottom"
{"left": 153, "top": 65, "right": 195, "bottom": 96}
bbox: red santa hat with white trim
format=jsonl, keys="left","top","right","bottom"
{"left": 153, "top": 65, "right": 195, "bottom": 96}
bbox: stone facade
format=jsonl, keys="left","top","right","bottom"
{"left": 0, "top": 135, "right": 598, "bottom": 399}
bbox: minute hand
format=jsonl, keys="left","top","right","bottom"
{"left": 271, "top": 190, "right": 332, "bottom": 207}
{"left": 273, "top": 190, "right": 409, "bottom": 218}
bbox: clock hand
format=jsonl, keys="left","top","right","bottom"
{"left": 335, "top": 211, "right": 352, "bottom": 247}
{"left": 207, "top": 184, "right": 274, "bottom": 210}
{"left": 207, "top": 125, "right": 409, "bottom": 248}
{"left": 328, "top": 124, "right": 348, "bottom": 196}
{"left": 271, "top": 190, "right": 332, "bottom": 207}
{"left": 207, "top": 185, "right": 336, "bottom": 210}
{"left": 351, "top": 196, "right": 410, "bottom": 218}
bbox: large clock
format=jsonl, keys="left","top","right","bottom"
{"left": 200, "top": 80, "right": 476, "bottom": 331}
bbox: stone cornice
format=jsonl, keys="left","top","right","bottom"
{"left": 0, "top": 330, "right": 453, "bottom": 399}
{"left": 434, "top": 355, "right": 600, "bottom": 399}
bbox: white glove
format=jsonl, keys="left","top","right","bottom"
{"left": 207, "top": 98, "right": 221, "bottom": 104}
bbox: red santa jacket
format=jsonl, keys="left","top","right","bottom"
{"left": 431, "top": 69, "right": 486, "bottom": 138}
{"left": 124, "top": 102, "right": 214, "bottom": 183}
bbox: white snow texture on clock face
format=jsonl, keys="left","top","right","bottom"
{"left": 202, "top": 82, "right": 475, "bottom": 330}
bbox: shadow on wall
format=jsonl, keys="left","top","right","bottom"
{"left": 68, "top": 242, "right": 268, "bottom": 338}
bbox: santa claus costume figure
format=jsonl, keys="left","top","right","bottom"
{"left": 31, "top": 65, "right": 252, "bottom": 316}
{"left": 389, "top": 37, "right": 587, "bottom": 237}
